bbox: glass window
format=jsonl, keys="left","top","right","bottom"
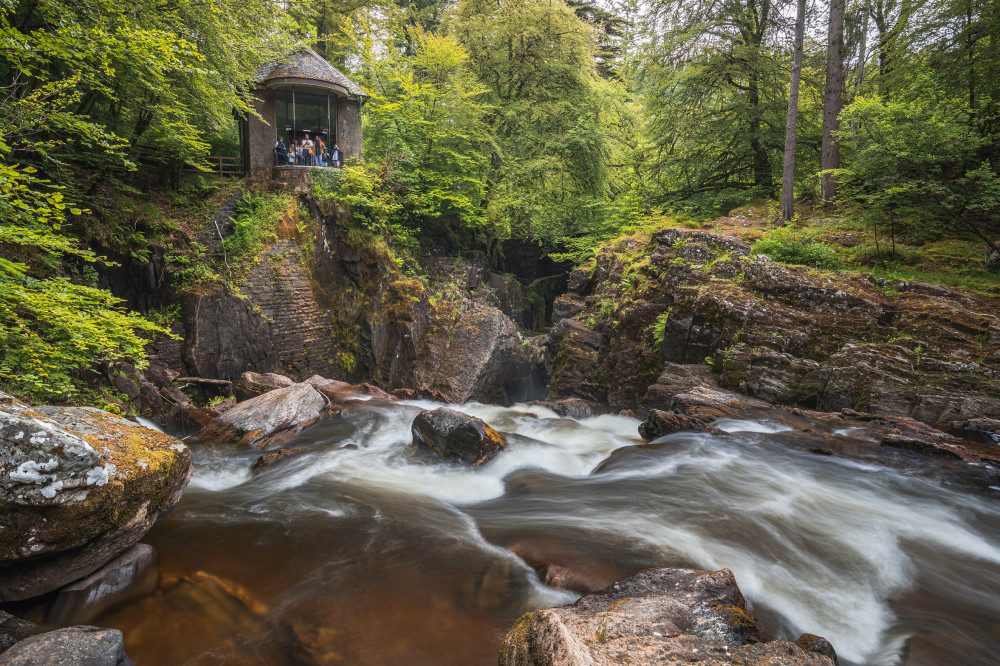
{"left": 271, "top": 86, "right": 341, "bottom": 165}
{"left": 275, "top": 88, "right": 293, "bottom": 146}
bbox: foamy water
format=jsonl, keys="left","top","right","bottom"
{"left": 109, "top": 398, "right": 1000, "bottom": 665}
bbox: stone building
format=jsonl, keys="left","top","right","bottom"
{"left": 242, "top": 47, "right": 365, "bottom": 179}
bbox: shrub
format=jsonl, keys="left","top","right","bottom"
{"left": 751, "top": 227, "right": 842, "bottom": 269}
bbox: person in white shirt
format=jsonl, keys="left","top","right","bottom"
{"left": 302, "top": 134, "right": 315, "bottom": 166}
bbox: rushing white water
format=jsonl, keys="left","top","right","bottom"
{"left": 116, "top": 398, "right": 1000, "bottom": 666}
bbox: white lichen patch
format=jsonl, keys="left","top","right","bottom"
{"left": 86, "top": 465, "right": 110, "bottom": 487}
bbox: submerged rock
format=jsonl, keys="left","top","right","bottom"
{"left": 638, "top": 408, "right": 722, "bottom": 440}
{"left": 192, "top": 383, "right": 326, "bottom": 448}
{"left": 0, "top": 399, "right": 192, "bottom": 602}
{"left": 47, "top": 544, "right": 160, "bottom": 626}
{"left": 498, "top": 567, "right": 837, "bottom": 666}
{"left": 0, "top": 626, "right": 133, "bottom": 665}
{"left": 411, "top": 408, "right": 506, "bottom": 465}
{"left": 95, "top": 571, "right": 267, "bottom": 666}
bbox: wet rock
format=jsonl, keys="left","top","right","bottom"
{"left": 529, "top": 398, "right": 596, "bottom": 420}
{"left": 144, "top": 360, "right": 179, "bottom": 388}
{"left": 0, "top": 401, "right": 192, "bottom": 602}
{"left": 358, "top": 383, "right": 395, "bottom": 401}
{"left": 795, "top": 634, "right": 839, "bottom": 664}
{"left": 305, "top": 375, "right": 359, "bottom": 401}
{"left": 192, "top": 383, "right": 326, "bottom": 448}
{"left": 411, "top": 408, "right": 506, "bottom": 465}
{"left": 498, "top": 567, "right": 836, "bottom": 666}
{"left": 954, "top": 417, "right": 1000, "bottom": 443}
{"left": 251, "top": 446, "right": 335, "bottom": 473}
{"left": 284, "top": 619, "right": 347, "bottom": 665}
{"left": 873, "top": 413, "right": 1000, "bottom": 464}
{"left": 551, "top": 296, "right": 584, "bottom": 324}
{"left": 0, "top": 626, "right": 133, "bottom": 665}
{"left": 0, "top": 612, "right": 38, "bottom": 654}
{"left": 547, "top": 318, "right": 604, "bottom": 403}
{"left": 509, "top": 544, "right": 614, "bottom": 594}
{"left": 47, "top": 544, "right": 160, "bottom": 626}
{"left": 233, "top": 371, "right": 295, "bottom": 401}
{"left": 638, "top": 409, "right": 722, "bottom": 440}
{"left": 487, "top": 272, "right": 523, "bottom": 323}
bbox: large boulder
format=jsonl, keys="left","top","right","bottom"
{"left": 411, "top": 408, "right": 506, "bottom": 465}
{"left": 498, "top": 567, "right": 838, "bottom": 666}
{"left": 0, "top": 399, "right": 192, "bottom": 601}
{"left": 233, "top": 371, "right": 295, "bottom": 401}
{"left": 0, "top": 626, "right": 133, "bottom": 665}
{"left": 192, "top": 383, "right": 326, "bottom": 448}
{"left": 180, "top": 288, "right": 278, "bottom": 381}
{"left": 409, "top": 304, "right": 522, "bottom": 404}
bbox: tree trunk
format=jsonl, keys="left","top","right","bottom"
{"left": 781, "top": 0, "right": 807, "bottom": 221}
{"left": 856, "top": 4, "right": 869, "bottom": 93}
{"left": 821, "top": 0, "right": 846, "bottom": 203}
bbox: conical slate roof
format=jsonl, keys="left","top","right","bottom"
{"left": 258, "top": 47, "right": 366, "bottom": 97}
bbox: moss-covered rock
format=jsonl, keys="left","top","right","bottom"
{"left": 548, "top": 227, "right": 1000, "bottom": 428}
{"left": 0, "top": 396, "right": 192, "bottom": 601}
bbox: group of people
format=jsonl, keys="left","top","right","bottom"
{"left": 274, "top": 133, "right": 344, "bottom": 167}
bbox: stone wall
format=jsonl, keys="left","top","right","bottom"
{"left": 240, "top": 239, "right": 339, "bottom": 380}
{"left": 337, "top": 98, "right": 362, "bottom": 160}
{"left": 247, "top": 88, "right": 276, "bottom": 181}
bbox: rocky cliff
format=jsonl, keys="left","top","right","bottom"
{"left": 142, "top": 192, "right": 548, "bottom": 412}
{"left": 548, "top": 227, "right": 1000, "bottom": 434}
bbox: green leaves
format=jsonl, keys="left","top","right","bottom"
{"left": 0, "top": 278, "right": 167, "bottom": 401}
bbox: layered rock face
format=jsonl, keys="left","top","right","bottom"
{"left": 548, "top": 228, "right": 1000, "bottom": 428}
{"left": 146, "top": 198, "right": 546, "bottom": 407}
{"left": 0, "top": 395, "right": 192, "bottom": 601}
{"left": 499, "top": 567, "right": 837, "bottom": 666}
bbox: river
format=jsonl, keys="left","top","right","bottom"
{"left": 100, "top": 398, "right": 1000, "bottom": 665}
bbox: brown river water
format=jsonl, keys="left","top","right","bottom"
{"left": 94, "top": 398, "right": 1000, "bottom": 665}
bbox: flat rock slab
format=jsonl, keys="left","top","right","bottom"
{"left": 0, "top": 626, "right": 133, "bottom": 665}
{"left": 499, "top": 567, "right": 838, "bottom": 666}
{"left": 193, "top": 383, "right": 326, "bottom": 448}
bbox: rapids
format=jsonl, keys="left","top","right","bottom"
{"left": 97, "top": 398, "right": 1000, "bottom": 665}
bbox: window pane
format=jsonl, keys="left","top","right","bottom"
{"left": 294, "top": 89, "right": 329, "bottom": 143}
{"left": 275, "top": 88, "right": 293, "bottom": 146}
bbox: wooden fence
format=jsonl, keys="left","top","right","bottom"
{"left": 181, "top": 155, "right": 243, "bottom": 176}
